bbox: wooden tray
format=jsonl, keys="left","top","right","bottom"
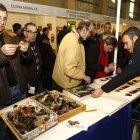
{"left": 0, "top": 98, "right": 58, "bottom": 140}
{"left": 31, "top": 90, "right": 86, "bottom": 122}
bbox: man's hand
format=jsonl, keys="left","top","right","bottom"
{"left": 19, "top": 41, "right": 29, "bottom": 52}
{"left": 108, "top": 63, "right": 115, "bottom": 72}
{"left": 1, "top": 44, "right": 17, "bottom": 56}
{"left": 84, "top": 75, "right": 91, "bottom": 84}
{"left": 104, "top": 66, "right": 110, "bottom": 73}
{"left": 117, "top": 67, "right": 122, "bottom": 74}
{"left": 92, "top": 88, "right": 104, "bottom": 98}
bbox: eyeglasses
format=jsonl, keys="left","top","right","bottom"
{"left": 25, "top": 30, "right": 38, "bottom": 35}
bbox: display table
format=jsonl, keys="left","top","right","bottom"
{"left": 34, "top": 104, "right": 131, "bottom": 140}
{"left": 34, "top": 109, "right": 107, "bottom": 140}
{"left": 90, "top": 76, "right": 140, "bottom": 102}
{"left": 82, "top": 94, "right": 130, "bottom": 115}
{"left": 68, "top": 104, "right": 131, "bottom": 140}
{"left": 1, "top": 76, "right": 136, "bottom": 140}
{"left": 34, "top": 76, "right": 138, "bottom": 140}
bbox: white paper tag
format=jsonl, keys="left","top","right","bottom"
{"left": 28, "top": 87, "right": 35, "bottom": 94}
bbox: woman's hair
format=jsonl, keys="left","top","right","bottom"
{"left": 104, "top": 36, "right": 118, "bottom": 48}
{"left": 122, "top": 26, "right": 140, "bottom": 40}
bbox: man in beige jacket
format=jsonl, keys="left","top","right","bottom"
{"left": 52, "top": 19, "right": 93, "bottom": 91}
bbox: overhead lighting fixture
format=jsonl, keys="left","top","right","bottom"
{"left": 111, "top": 0, "right": 116, "bottom": 3}
{"left": 129, "top": 1, "right": 135, "bottom": 18}
{"left": 122, "top": 23, "right": 127, "bottom": 26}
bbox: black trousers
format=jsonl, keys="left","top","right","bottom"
{"left": 51, "top": 80, "right": 64, "bottom": 92}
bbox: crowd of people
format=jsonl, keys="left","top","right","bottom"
{"left": 0, "top": 2, "right": 140, "bottom": 140}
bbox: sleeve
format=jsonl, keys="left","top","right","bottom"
{"left": 0, "top": 48, "right": 9, "bottom": 66}
{"left": 85, "top": 42, "right": 105, "bottom": 73}
{"left": 102, "top": 51, "right": 140, "bottom": 93}
{"left": 19, "top": 46, "right": 33, "bottom": 66}
{"left": 63, "top": 38, "right": 85, "bottom": 80}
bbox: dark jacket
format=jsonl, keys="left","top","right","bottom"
{"left": 57, "top": 27, "right": 71, "bottom": 46}
{"left": 117, "top": 39, "right": 131, "bottom": 69}
{"left": 0, "top": 49, "right": 29, "bottom": 105}
{"left": 40, "top": 43, "right": 56, "bottom": 90}
{"left": 41, "top": 33, "right": 50, "bottom": 45}
{"left": 22, "top": 42, "right": 42, "bottom": 90}
{"left": 84, "top": 37, "right": 100, "bottom": 82}
{"left": 84, "top": 38, "right": 113, "bottom": 82}
{"left": 102, "top": 40, "right": 140, "bottom": 93}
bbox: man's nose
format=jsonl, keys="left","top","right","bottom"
{"left": 0, "top": 18, "right": 4, "bottom": 25}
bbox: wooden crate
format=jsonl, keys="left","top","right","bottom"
{"left": 31, "top": 90, "right": 86, "bottom": 122}
{"left": 0, "top": 98, "right": 58, "bottom": 140}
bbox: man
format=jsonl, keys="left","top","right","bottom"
{"left": 99, "top": 22, "right": 114, "bottom": 76}
{"left": 99, "top": 22, "right": 112, "bottom": 41}
{"left": 41, "top": 27, "right": 50, "bottom": 45}
{"left": 0, "top": 4, "right": 29, "bottom": 106}
{"left": 116, "top": 35, "right": 131, "bottom": 74}
{"left": 84, "top": 23, "right": 99, "bottom": 45}
{"left": 84, "top": 36, "right": 117, "bottom": 82}
{"left": 52, "top": 19, "right": 93, "bottom": 92}
{"left": 57, "top": 25, "right": 71, "bottom": 46}
{"left": 90, "top": 23, "right": 99, "bottom": 41}
{"left": 23, "top": 22, "right": 42, "bottom": 95}
{"left": 0, "top": 3, "right": 29, "bottom": 140}
{"left": 12, "top": 23, "right": 24, "bottom": 42}
{"left": 92, "top": 27, "right": 140, "bottom": 98}
{"left": 40, "top": 37, "right": 56, "bottom": 90}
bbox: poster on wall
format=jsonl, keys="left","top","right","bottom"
{"left": 38, "top": 26, "right": 42, "bottom": 31}
{"left": 101, "top": 24, "right": 104, "bottom": 29}
{"left": 97, "top": 23, "right": 100, "bottom": 29}
{"left": 47, "top": 23, "right": 52, "bottom": 31}
{"left": 67, "top": 21, "right": 76, "bottom": 29}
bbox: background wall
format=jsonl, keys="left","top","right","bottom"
{"left": 5, "top": 11, "right": 140, "bottom": 51}
{"left": 3, "top": 0, "right": 140, "bottom": 52}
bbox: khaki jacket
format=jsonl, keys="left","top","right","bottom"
{"left": 53, "top": 28, "right": 85, "bottom": 89}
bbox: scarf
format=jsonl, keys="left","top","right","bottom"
{"left": 96, "top": 41, "right": 109, "bottom": 78}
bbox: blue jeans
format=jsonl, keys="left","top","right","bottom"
{"left": 9, "top": 85, "right": 26, "bottom": 104}
{"left": 0, "top": 85, "right": 26, "bottom": 140}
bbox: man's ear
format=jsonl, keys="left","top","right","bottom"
{"left": 133, "top": 36, "right": 138, "bottom": 42}
{"left": 23, "top": 30, "right": 26, "bottom": 36}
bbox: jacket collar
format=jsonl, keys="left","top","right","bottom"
{"left": 72, "top": 28, "right": 84, "bottom": 44}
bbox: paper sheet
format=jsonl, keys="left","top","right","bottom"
{"left": 34, "top": 110, "right": 107, "bottom": 140}
{"left": 82, "top": 94, "right": 129, "bottom": 116}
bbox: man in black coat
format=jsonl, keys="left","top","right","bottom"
{"left": 84, "top": 35, "right": 117, "bottom": 82}
{"left": 92, "top": 27, "right": 140, "bottom": 98}
{"left": 23, "top": 22, "right": 42, "bottom": 95}
{"left": 0, "top": 4, "right": 30, "bottom": 140}
{"left": 0, "top": 4, "right": 29, "bottom": 106}
{"left": 57, "top": 25, "right": 71, "bottom": 47}
{"left": 40, "top": 43, "right": 56, "bottom": 90}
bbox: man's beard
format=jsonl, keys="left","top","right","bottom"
{"left": 79, "top": 36, "right": 84, "bottom": 43}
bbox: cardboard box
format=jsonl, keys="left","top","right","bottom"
{"left": 32, "top": 90, "right": 86, "bottom": 122}
{"left": 0, "top": 98, "right": 58, "bottom": 140}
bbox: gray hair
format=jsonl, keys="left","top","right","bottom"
{"left": 77, "top": 19, "right": 93, "bottom": 30}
